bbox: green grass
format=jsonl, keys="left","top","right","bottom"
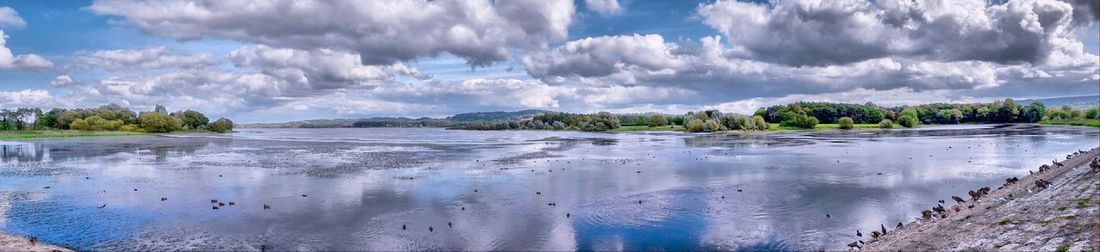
{"left": 1065, "top": 215, "right": 1076, "bottom": 220}
{"left": 0, "top": 130, "right": 145, "bottom": 139}
{"left": 767, "top": 123, "right": 902, "bottom": 131}
{"left": 1042, "top": 119, "right": 1100, "bottom": 128}
{"left": 1078, "top": 199, "right": 1089, "bottom": 209}
{"left": 998, "top": 218, "right": 1013, "bottom": 225}
{"left": 1058, "top": 206, "right": 1068, "bottom": 211}
{"left": 1057, "top": 243, "right": 1070, "bottom": 252}
{"left": 611, "top": 125, "right": 684, "bottom": 132}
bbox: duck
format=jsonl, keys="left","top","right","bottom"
{"left": 263, "top": 204, "right": 271, "bottom": 210}
{"left": 856, "top": 230, "right": 862, "bottom": 237}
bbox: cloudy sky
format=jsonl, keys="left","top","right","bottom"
{"left": 1, "top": 0, "right": 1098, "bottom": 123}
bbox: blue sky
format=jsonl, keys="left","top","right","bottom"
{"left": 1, "top": 0, "right": 1098, "bottom": 123}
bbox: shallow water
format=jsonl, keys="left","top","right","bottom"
{"left": 1, "top": 125, "right": 1097, "bottom": 251}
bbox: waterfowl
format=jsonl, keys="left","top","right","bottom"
{"left": 856, "top": 230, "right": 862, "bottom": 237}
{"left": 566, "top": 213, "right": 571, "bottom": 218}
{"left": 429, "top": 226, "right": 434, "bottom": 232}
{"left": 880, "top": 224, "right": 887, "bottom": 235}
{"left": 847, "top": 241, "right": 862, "bottom": 249}
{"left": 938, "top": 199, "right": 945, "bottom": 204}
{"left": 213, "top": 205, "right": 219, "bottom": 210}
{"left": 826, "top": 214, "right": 831, "bottom": 218}
{"left": 896, "top": 222, "right": 903, "bottom": 228}
{"left": 870, "top": 231, "right": 880, "bottom": 240}
{"left": 263, "top": 204, "right": 271, "bottom": 210}
{"left": 402, "top": 224, "right": 406, "bottom": 230}
{"left": 161, "top": 197, "right": 168, "bottom": 201}
{"left": 448, "top": 222, "right": 453, "bottom": 228}
{"left": 98, "top": 204, "right": 107, "bottom": 209}
{"left": 952, "top": 196, "right": 966, "bottom": 203}
{"left": 218, "top": 202, "right": 225, "bottom": 206}
{"left": 228, "top": 202, "right": 235, "bottom": 206}
{"left": 302, "top": 194, "right": 308, "bottom": 197}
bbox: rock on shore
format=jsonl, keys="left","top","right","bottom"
{"left": 862, "top": 147, "right": 1100, "bottom": 251}
{"left": 0, "top": 232, "right": 72, "bottom": 252}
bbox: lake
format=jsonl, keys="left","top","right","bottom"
{"left": 1, "top": 125, "right": 1097, "bottom": 251}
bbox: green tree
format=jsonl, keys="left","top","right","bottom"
{"left": 780, "top": 113, "right": 818, "bottom": 129}
{"left": 1085, "top": 107, "right": 1099, "bottom": 120}
{"left": 139, "top": 112, "right": 183, "bottom": 133}
{"left": 648, "top": 114, "right": 669, "bottom": 127}
{"left": 177, "top": 110, "right": 210, "bottom": 129}
{"left": 838, "top": 117, "right": 854, "bottom": 129}
{"left": 207, "top": 118, "right": 235, "bottom": 133}
{"left": 899, "top": 108, "right": 920, "bottom": 128}
{"left": 752, "top": 115, "right": 769, "bottom": 130}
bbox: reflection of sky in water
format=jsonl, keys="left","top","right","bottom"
{"left": 0, "top": 125, "right": 1097, "bottom": 251}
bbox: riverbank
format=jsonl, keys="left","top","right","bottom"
{"left": 0, "top": 232, "right": 72, "bottom": 252}
{"left": 861, "top": 147, "right": 1100, "bottom": 251}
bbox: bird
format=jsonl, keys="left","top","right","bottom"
{"left": 880, "top": 224, "right": 887, "bottom": 235}
{"left": 474, "top": 189, "right": 478, "bottom": 192}
{"left": 548, "top": 203, "right": 557, "bottom": 206}
{"left": 218, "top": 202, "right": 225, "bottom": 206}
{"left": 302, "top": 194, "right": 308, "bottom": 197}
{"left": 161, "top": 197, "right": 168, "bottom": 201}
{"left": 938, "top": 199, "right": 945, "bottom": 204}
{"left": 263, "top": 204, "right": 271, "bottom": 210}
{"left": 228, "top": 202, "right": 235, "bottom": 206}
{"left": 212, "top": 199, "right": 219, "bottom": 203}
{"left": 402, "top": 224, "right": 406, "bottom": 230}
{"left": 847, "top": 241, "right": 862, "bottom": 249}
{"left": 566, "top": 213, "right": 571, "bottom": 218}
{"left": 896, "top": 222, "right": 903, "bottom": 229}
{"left": 826, "top": 214, "right": 831, "bottom": 218}
{"left": 871, "top": 231, "right": 880, "bottom": 240}
{"left": 638, "top": 200, "right": 643, "bottom": 204}
{"left": 133, "top": 188, "right": 138, "bottom": 191}
{"left": 856, "top": 230, "right": 862, "bottom": 237}
{"left": 43, "top": 186, "right": 50, "bottom": 189}
{"left": 213, "top": 205, "right": 219, "bottom": 210}
{"left": 448, "top": 222, "right": 453, "bottom": 228}
{"left": 429, "top": 226, "right": 434, "bottom": 232}
{"left": 952, "top": 196, "right": 966, "bottom": 203}
{"left": 98, "top": 204, "right": 107, "bottom": 209}
{"left": 536, "top": 192, "right": 542, "bottom": 195}
{"left": 461, "top": 207, "right": 465, "bottom": 211}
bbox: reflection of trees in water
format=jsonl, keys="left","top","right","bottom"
{"left": 1, "top": 143, "right": 48, "bottom": 163}
{"left": 1, "top": 137, "right": 233, "bottom": 164}
{"left": 683, "top": 133, "right": 811, "bottom": 149}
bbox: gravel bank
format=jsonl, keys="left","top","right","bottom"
{"left": 861, "top": 147, "right": 1100, "bottom": 251}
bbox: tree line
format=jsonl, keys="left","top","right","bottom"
{"left": 0, "top": 104, "right": 234, "bottom": 133}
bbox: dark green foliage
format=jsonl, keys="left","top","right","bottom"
{"left": 898, "top": 108, "right": 920, "bottom": 128}
{"left": 463, "top": 111, "right": 621, "bottom": 131}
{"left": 780, "top": 113, "right": 818, "bottom": 129}
{"left": 720, "top": 114, "right": 767, "bottom": 131}
{"left": 648, "top": 114, "right": 669, "bottom": 127}
{"left": 208, "top": 118, "right": 235, "bottom": 133}
{"left": 175, "top": 110, "right": 210, "bottom": 130}
{"left": 837, "top": 117, "right": 854, "bottom": 129}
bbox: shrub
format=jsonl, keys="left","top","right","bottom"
{"left": 838, "top": 117, "right": 854, "bottom": 130}
{"left": 208, "top": 118, "right": 235, "bottom": 133}
{"left": 648, "top": 114, "right": 669, "bottom": 127}
{"left": 685, "top": 119, "right": 706, "bottom": 132}
{"left": 1086, "top": 107, "right": 1099, "bottom": 120}
{"left": 878, "top": 119, "right": 894, "bottom": 129}
{"left": 752, "top": 115, "right": 769, "bottom": 130}
{"left": 780, "top": 113, "right": 818, "bottom": 129}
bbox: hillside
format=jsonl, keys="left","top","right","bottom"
{"left": 1018, "top": 95, "right": 1099, "bottom": 109}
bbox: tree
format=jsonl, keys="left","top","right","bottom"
{"left": 899, "top": 108, "right": 920, "bottom": 128}
{"left": 780, "top": 113, "right": 818, "bottom": 129}
{"left": 1023, "top": 102, "right": 1046, "bottom": 123}
{"left": 177, "top": 110, "right": 210, "bottom": 130}
{"left": 208, "top": 118, "right": 235, "bottom": 133}
{"left": 879, "top": 119, "right": 894, "bottom": 129}
{"left": 1086, "top": 107, "right": 1100, "bottom": 120}
{"left": 752, "top": 115, "right": 769, "bottom": 130}
{"left": 139, "top": 112, "right": 183, "bottom": 133}
{"left": 648, "top": 114, "right": 669, "bottom": 127}
{"left": 838, "top": 117, "right": 854, "bottom": 130}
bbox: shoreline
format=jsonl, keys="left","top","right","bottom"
{"left": 0, "top": 232, "right": 72, "bottom": 252}
{"left": 860, "top": 147, "right": 1100, "bottom": 251}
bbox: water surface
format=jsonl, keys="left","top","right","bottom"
{"left": 1, "top": 125, "right": 1097, "bottom": 251}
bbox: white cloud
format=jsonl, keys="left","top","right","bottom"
{"left": 698, "top": 0, "right": 1096, "bottom": 67}
{"left": 0, "top": 89, "right": 56, "bottom": 107}
{"left": 0, "top": 7, "right": 25, "bottom": 28}
{"left": 585, "top": 0, "right": 622, "bottom": 15}
{"left": 229, "top": 45, "right": 429, "bottom": 90}
{"left": 90, "top": 0, "right": 575, "bottom": 67}
{"left": 77, "top": 46, "right": 219, "bottom": 70}
{"left": 49, "top": 75, "right": 75, "bottom": 87}
{"left": 0, "top": 30, "right": 53, "bottom": 70}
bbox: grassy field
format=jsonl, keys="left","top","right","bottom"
{"left": 1040, "top": 119, "right": 1100, "bottom": 128}
{"left": 0, "top": 130, "right": 145, "bottom": 139}
{"left": 768, "top": 123, "right": 900, "bottom": 131}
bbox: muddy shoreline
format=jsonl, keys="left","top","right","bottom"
{"left": 859, "top": 147, "right": 1100, "bottom": 251}
{"left": 0, "top": 232, "right": 72, "bottom": 252}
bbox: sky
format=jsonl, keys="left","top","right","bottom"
{"left": 0, "top": 0, "right": 1098, "bottom": 123}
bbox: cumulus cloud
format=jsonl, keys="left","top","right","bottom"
{"left": 585, "top": 0, "right": 622, "bottom": 15}
{"left": 698, "top": 0, "right": 1095, "bottom": 66}
{"left": 77, "top": 46, "right": 219, "bottom": 70}
{"left": 49, "top": 75, "right": 76, "bottom": 87}
{"left": 90, "top": 0, "right": 575, "bottom": 67}
{"left": 0, "top": 89, "right": 61, "bottom": 108}
{"left": 0, "top": 7, "right": 26, "bottom": 28}
{"left": 0, "top": 30, "right": 53, "bottom": 70}
{"left": 229, "top": 45, "right": 429, "bottom": 90}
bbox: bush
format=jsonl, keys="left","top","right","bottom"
{"left": 208, "top": 118, "right": 235, "bottom": 133}
{"left": 685, "top": 119, "right": 706, "bottom": 132}
{"left": 1086, "top": 107, "right": 1099, "bottom": 120}
{"left": 752, "top": 115, "right": 769, "bottom": 130}
{"left": 878, "top": 119, "right": 894, "bottom": 129}
{"left": 780, "top": 113, "right": 818, "bottom": 129}
{"left": 177, "top": 110, "right": 209, "bottom": 130}
{"left": 898, "top": 115, "right": 919, "bottom": 128}
{"left": 838, "top": 117, "right": 854, "bottom": 130}
{"left": 139, "top": 112, "right": 183, "bottom": 133}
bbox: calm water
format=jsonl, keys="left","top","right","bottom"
{"left": 1, "top": 125, "right": 1097, "bottom": 251}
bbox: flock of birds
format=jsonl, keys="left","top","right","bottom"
{"left": 845, "top": 148, "right": 1097, "bottom": 250}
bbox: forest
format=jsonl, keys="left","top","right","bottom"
{"left": 0, "top": 104, "right": 234, "bottom": 133}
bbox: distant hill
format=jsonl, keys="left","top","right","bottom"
{"left": 447, "top": 109, "right": 549, "bottom": 123}
{"left": 1018, "top": 95, "right": 1099, "bottom": 109}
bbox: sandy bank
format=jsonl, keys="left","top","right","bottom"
{"left": 860, "top": 147, "right": 1100, "bottom": 251}
{"left": 0, "top": 232, "right": 72, "bottom": 252}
